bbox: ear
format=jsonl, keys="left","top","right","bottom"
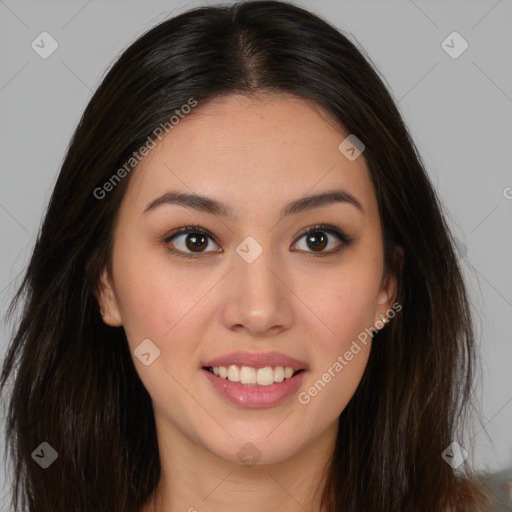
{"left": 95, "top": 267, "right": 123, "bottom": 327}
{"left": 374, "top": 246, "right": 403, "bottom": 326}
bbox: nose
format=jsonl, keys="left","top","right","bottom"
{"left": 221, "top": 238, "right": 294, "bottom": 337}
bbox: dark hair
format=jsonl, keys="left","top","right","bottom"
{"left": 0, "top": 1, "right": 492, "bottom": 511}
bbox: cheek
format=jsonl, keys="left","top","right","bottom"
{"left": 112, "top": 249, "right": 218, "bottom": 403}
{"left": 112, "top": 253, "right": 205, "bottom": 407}
{"left": 314, "top": 344, "right": 371, "bottom": 414}
{"left": 299, "top": 254, "right": 382, "bottom": 416}
{"left": 112, "top": 249, "right": 196, "bottom": 346}
{"left": 297, "top": 331, "right": 371, "bottom": 434}
{"left": 298, "top": 261, "right": 382, "bottom": 353}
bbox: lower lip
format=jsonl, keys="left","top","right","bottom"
{"left": 202, "top": 368, "right": 307, "bottom": 408}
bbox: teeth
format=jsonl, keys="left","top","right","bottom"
{"left": 208, "top": 365, "right": 299, "bottom": 385}
{"left": 256, "top": 367, "right": 274, "bottom": 386}
{"left": 240, "top": 366, "right": 257, "bottom": 384}
{"left": 274, "top": 366, "right": 284, "bottom": 382}
{"left": 284, "top": 366, "right": 294, "bottom": 379}
{"left": 227, "top": 364, "right": 240, "bottom": 383}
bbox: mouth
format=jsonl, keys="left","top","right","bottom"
{"left": 201, "top": 351, "right": 308, "bottom": 407}
{"left": 202, "top": 365, "right": 305, "bottom": 386}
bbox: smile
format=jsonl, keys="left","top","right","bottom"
{"left": 202, "top": 365, "right": 306, "bottom": 408}
{"left": 205, "top": 364, "right": 303, "bottom": 386}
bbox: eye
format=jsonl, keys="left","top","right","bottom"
{"left": 162, "top": 223, "right": 353, "bottom": 259}
{"left": 291, "top": 223, "right": 353, "bottom": 257}
{"left": 162, "top": 225, "right": 221, "bottom": 259}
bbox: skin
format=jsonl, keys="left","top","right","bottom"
{"left": 97, "top": 93, "right": 398, "bottom": 512}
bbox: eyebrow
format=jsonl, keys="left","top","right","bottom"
{"left": 143, "top": 188, "right": 364, "bottom": 221}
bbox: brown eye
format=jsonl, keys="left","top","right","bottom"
{"left": 304, "top": 231, "right": 329, "bottom": 251}
{"left": 163, "top": 223, "right": 353, "bottom": 260}
{"left": 163, "top": 226, "right": 221, "bottom": 258}
{"left": 292, "top": 224, "right": 353, "bottom": 256}
{"left": 182, "top": 233, "right": 209, "bottom": 252}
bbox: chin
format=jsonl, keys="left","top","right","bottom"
{"left": 203, "top": 434, "right": 305, "bottom": 466}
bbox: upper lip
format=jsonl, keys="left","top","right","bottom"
{"left": 203, "top": 351, "right": 309, "bottom": 370}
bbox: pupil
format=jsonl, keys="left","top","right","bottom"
{"left": 307, "top": 232, "right": 327, "bottom": 251}
{"left": 186, "top": 234, "right": 207, "bottom": 252}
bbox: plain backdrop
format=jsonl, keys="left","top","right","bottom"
{"left": 1, "top": 0, "right": 511, "bottom": 508}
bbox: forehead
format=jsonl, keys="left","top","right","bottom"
{"left": 121, "top": 93, "right": 378, "bottom": 222}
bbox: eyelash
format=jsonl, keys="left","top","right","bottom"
{"left": 161, "top": 223, "right": 353, "bottom": 260}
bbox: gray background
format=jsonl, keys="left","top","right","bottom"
{"left": 1, "top": 0, "right": 511, "bottom": 507}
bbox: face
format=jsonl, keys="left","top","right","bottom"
{"left": 97, "top": 93, "right": 397, "bottom": 465}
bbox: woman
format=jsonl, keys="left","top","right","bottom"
{"left": 0, "top": 1, "right": 492, "bottom": 511}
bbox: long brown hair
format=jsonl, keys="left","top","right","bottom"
{"left": 0, "top": 1, "right": 492, "bottom": 510}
